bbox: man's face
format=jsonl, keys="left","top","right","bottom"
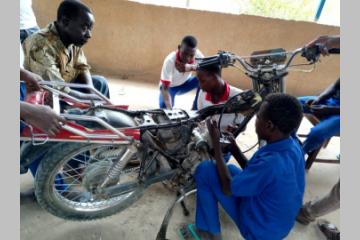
{"left": 197, "top": 70, "right": 217, "bottom": 93}
{"left": 65, "top": 11, "right": 95, "bottom": 46}
{"left": 179, "top": 44, "right": 196, "bottom": 63}
{"left": 255, "top": 102, "right": 272, "bottom": 140}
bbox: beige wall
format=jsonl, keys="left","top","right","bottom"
{"left": 33, "top": 0, "right": 340, "bottom": 96}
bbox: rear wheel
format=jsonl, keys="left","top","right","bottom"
{"left": 34, "top": 142, "right": 145, "bottom": 221}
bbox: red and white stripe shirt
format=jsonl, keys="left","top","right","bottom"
{"left": 197, "top": 82, "right": 245, "bottom": 131}
{"left": 160, "top": 49, "right": 204, "bottom": 88}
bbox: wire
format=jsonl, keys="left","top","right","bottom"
{"left": 241, "top": 141, "right": 259, "bottom": 154}
{"left": 217, "top": 92, "right": 244, "bottom": 130}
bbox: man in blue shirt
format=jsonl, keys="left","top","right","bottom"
{"left": 298, "top": 78, "right": 340, "bottom": 154}
{"left": 298, "top": 35, "right": 340, "bottom": 155}
{"left": 296, "top": 35, "right": 341, "bottom": 240}
{"left": 179, "top": 93, "right": 305, "bottom": 240}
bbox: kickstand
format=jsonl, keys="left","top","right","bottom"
{"left": 155, "top": 189, "right": 197, "bottom": 240}
{"left": 178, "top": 190, "right": 190, "bottom": 217}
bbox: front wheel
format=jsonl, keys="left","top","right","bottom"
{"left": 34, "top": 142, "right": 145, "bottom": 221}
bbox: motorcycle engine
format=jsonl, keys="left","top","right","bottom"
{"left": 156, "top": 124, "right": 192, "bottom": 156}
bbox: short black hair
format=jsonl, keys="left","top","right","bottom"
{"left": 57, "top": 0, "right": 92, "bottom": 21}
{"left": 181, "top": 35, "right": 198, "bottom": 48}
{"left": 262, "top": 93, "right": 303, "bottom": 135}
{"left": 197, "top": 63, "right": 222, "bottom": 76}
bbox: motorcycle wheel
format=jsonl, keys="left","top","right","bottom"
{"left": 34, "top": 142, "right": 145, "bottom": 221}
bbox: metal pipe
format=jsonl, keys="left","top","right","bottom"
{"left": 315, "top": 0, "right": 327, "bottom": 21}
{"left": 61, "top": 113, "right": 133, "bottom": 141}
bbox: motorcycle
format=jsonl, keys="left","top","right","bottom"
{"left": 20, "top": 45, "right": 327, "bottom": 223}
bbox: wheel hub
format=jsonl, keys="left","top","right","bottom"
{"left": 82, "top": 161, "right": 117, "bottom": 193}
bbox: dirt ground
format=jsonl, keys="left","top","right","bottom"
{"left": 20, "top": 78, "right": 340, "bottom": 240}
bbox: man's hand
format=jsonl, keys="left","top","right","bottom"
{"left": 310, "top": 105, "right": 339, "bottom": 119}
{"left": 306, "top": 98, "right": 323, "bottom": 107}
{"left": 225, "top": 132, "right": 238, "bottom": 149}
{"left": 161, "top": 87, "right": 173, "bottom": 109}
{"left": 206, "top": 119, "right": 221, "bottom": 147}
{"left": 305, "top": 35, "right": 340, "bottom": 56}
{"left": 184, "top": 63, "right": 197, "bottom": 72}
{"left": 21, "top": 103, "right": 66, "bottom": 137}
{"left": 175, "top": 61, "right": 197, "bottom": 72}
{"left": 20, "top": 68, "right": 42, "bottom": 92}
{"left": 206, "top": 119, "right": 232, "bottom": 196}
{"left": 225, "top": 124, "right": 240, "bottom": 134}
{"left": 175, "top": 61, "right": 186, "bottom": 73}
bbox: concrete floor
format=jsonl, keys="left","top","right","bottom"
{"left": 21, "top": 78, "right": 340, "bottom": 240}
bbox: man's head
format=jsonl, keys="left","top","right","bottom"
{"left": 178, "top": 35, "right": 198, "bottom": 63}
{"left": 197, "top": 64, "right": 222, "bottom": 93}
{"left": 255, "top": 93, "right": 303, "bottom": 141}
{"left": 56, "top": 0, "right": 94, "bottom": 47}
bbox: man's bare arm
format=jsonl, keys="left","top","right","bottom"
{"left": 161, "top": 86, "right": 173, "bottom": 109}
{"left": 21, "top": 102, "right": 66, "bottom": 136}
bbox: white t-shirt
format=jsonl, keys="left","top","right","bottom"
{"left": 160, "top": 49, "right": 204, "bottom": 88}
{"left": 197, "top": 83, "right": 245, "bottom": 131}
{"left": 20, "top": 0, "right": 38, "bottom": 30}
{"left": 20, "top": 43, "right": 24, "bottom": 68}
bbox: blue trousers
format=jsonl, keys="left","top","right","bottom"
{"left": 91, "top": 75, "right": 110, "bottom": 98}
{"left": 298, "top": 96, "right": 340, "bottom": 153}
{"left": 72, "top": 75, "right": 110, "bottom": 98}
{"left": 195, "top": 160, "right": 243, "bottom": 234}
{"left": 20, "top": 27, "right": 39, "bottom": 43}
{"left": 159, "top": 76, "right": 199, "bottom": 109}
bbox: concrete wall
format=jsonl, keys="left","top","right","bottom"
{"left": 32, "top": 0, "right": 340, "bottom": 96}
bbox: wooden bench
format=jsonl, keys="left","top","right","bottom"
{"left": 298, "top": 114, "right": 340, "bottom": 170}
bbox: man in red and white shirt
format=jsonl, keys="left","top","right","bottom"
{"left": 159, "top": 35, "right": 204, "bottom": 109}
{"left": 195, "top": 64, "right": 244, "bottom": 132}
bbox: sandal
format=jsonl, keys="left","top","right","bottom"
{"left": 177, "top": 224, "right": 201, "bottom": 240}
{"left": 317, "top": 219, "right": 340, "bottom": 240}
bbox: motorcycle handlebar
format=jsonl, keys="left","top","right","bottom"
{"left": 196, "top": 44, "right": 340, "bottom": 74}
{"left": 197, "top": 51, "right": 235, "bottom": 69}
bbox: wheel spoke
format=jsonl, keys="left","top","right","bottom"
{"left": 70, "top": 156, "right": 88, "bottom": 165}
{"left": 61, "top": 165, "right": 86, "bottom": 174}
{"left": 54, "top": 183, "right": 82, "bottom": 186}
{"left": 60, "top": 172, "right": 82, "bottom": 184}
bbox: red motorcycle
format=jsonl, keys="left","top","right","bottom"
{"left": 20, "top": 45, "right": 323, "bottom": 224}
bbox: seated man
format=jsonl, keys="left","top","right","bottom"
{"left": 180, "top": 94, "right": 305, "bottom": 240}
{"left": 296, "top": 34, "right": 341, "bottom": 240}
{"left": 195, "top": 64, "right": 244, "bottom": 131}
{"left": 298, "top": 34, "right": 340, "bottom": 155}
{"left": 298, "top": 78, "right": 340, "bottom": 154}
{"left": 22, "top": 0, "right": 109, "bottom": 100}
{"left": 159, "top": 35, "right": 204, "bottom": 109}
{"left": 195, "top": 64, "right": 245, "bottom": 162}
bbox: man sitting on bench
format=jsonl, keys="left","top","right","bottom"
{"left": 298, "top": 35, "right": 340, "bottom": 154}
{"left": 22, "top": 0, "right": 109, "bottom": 100}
